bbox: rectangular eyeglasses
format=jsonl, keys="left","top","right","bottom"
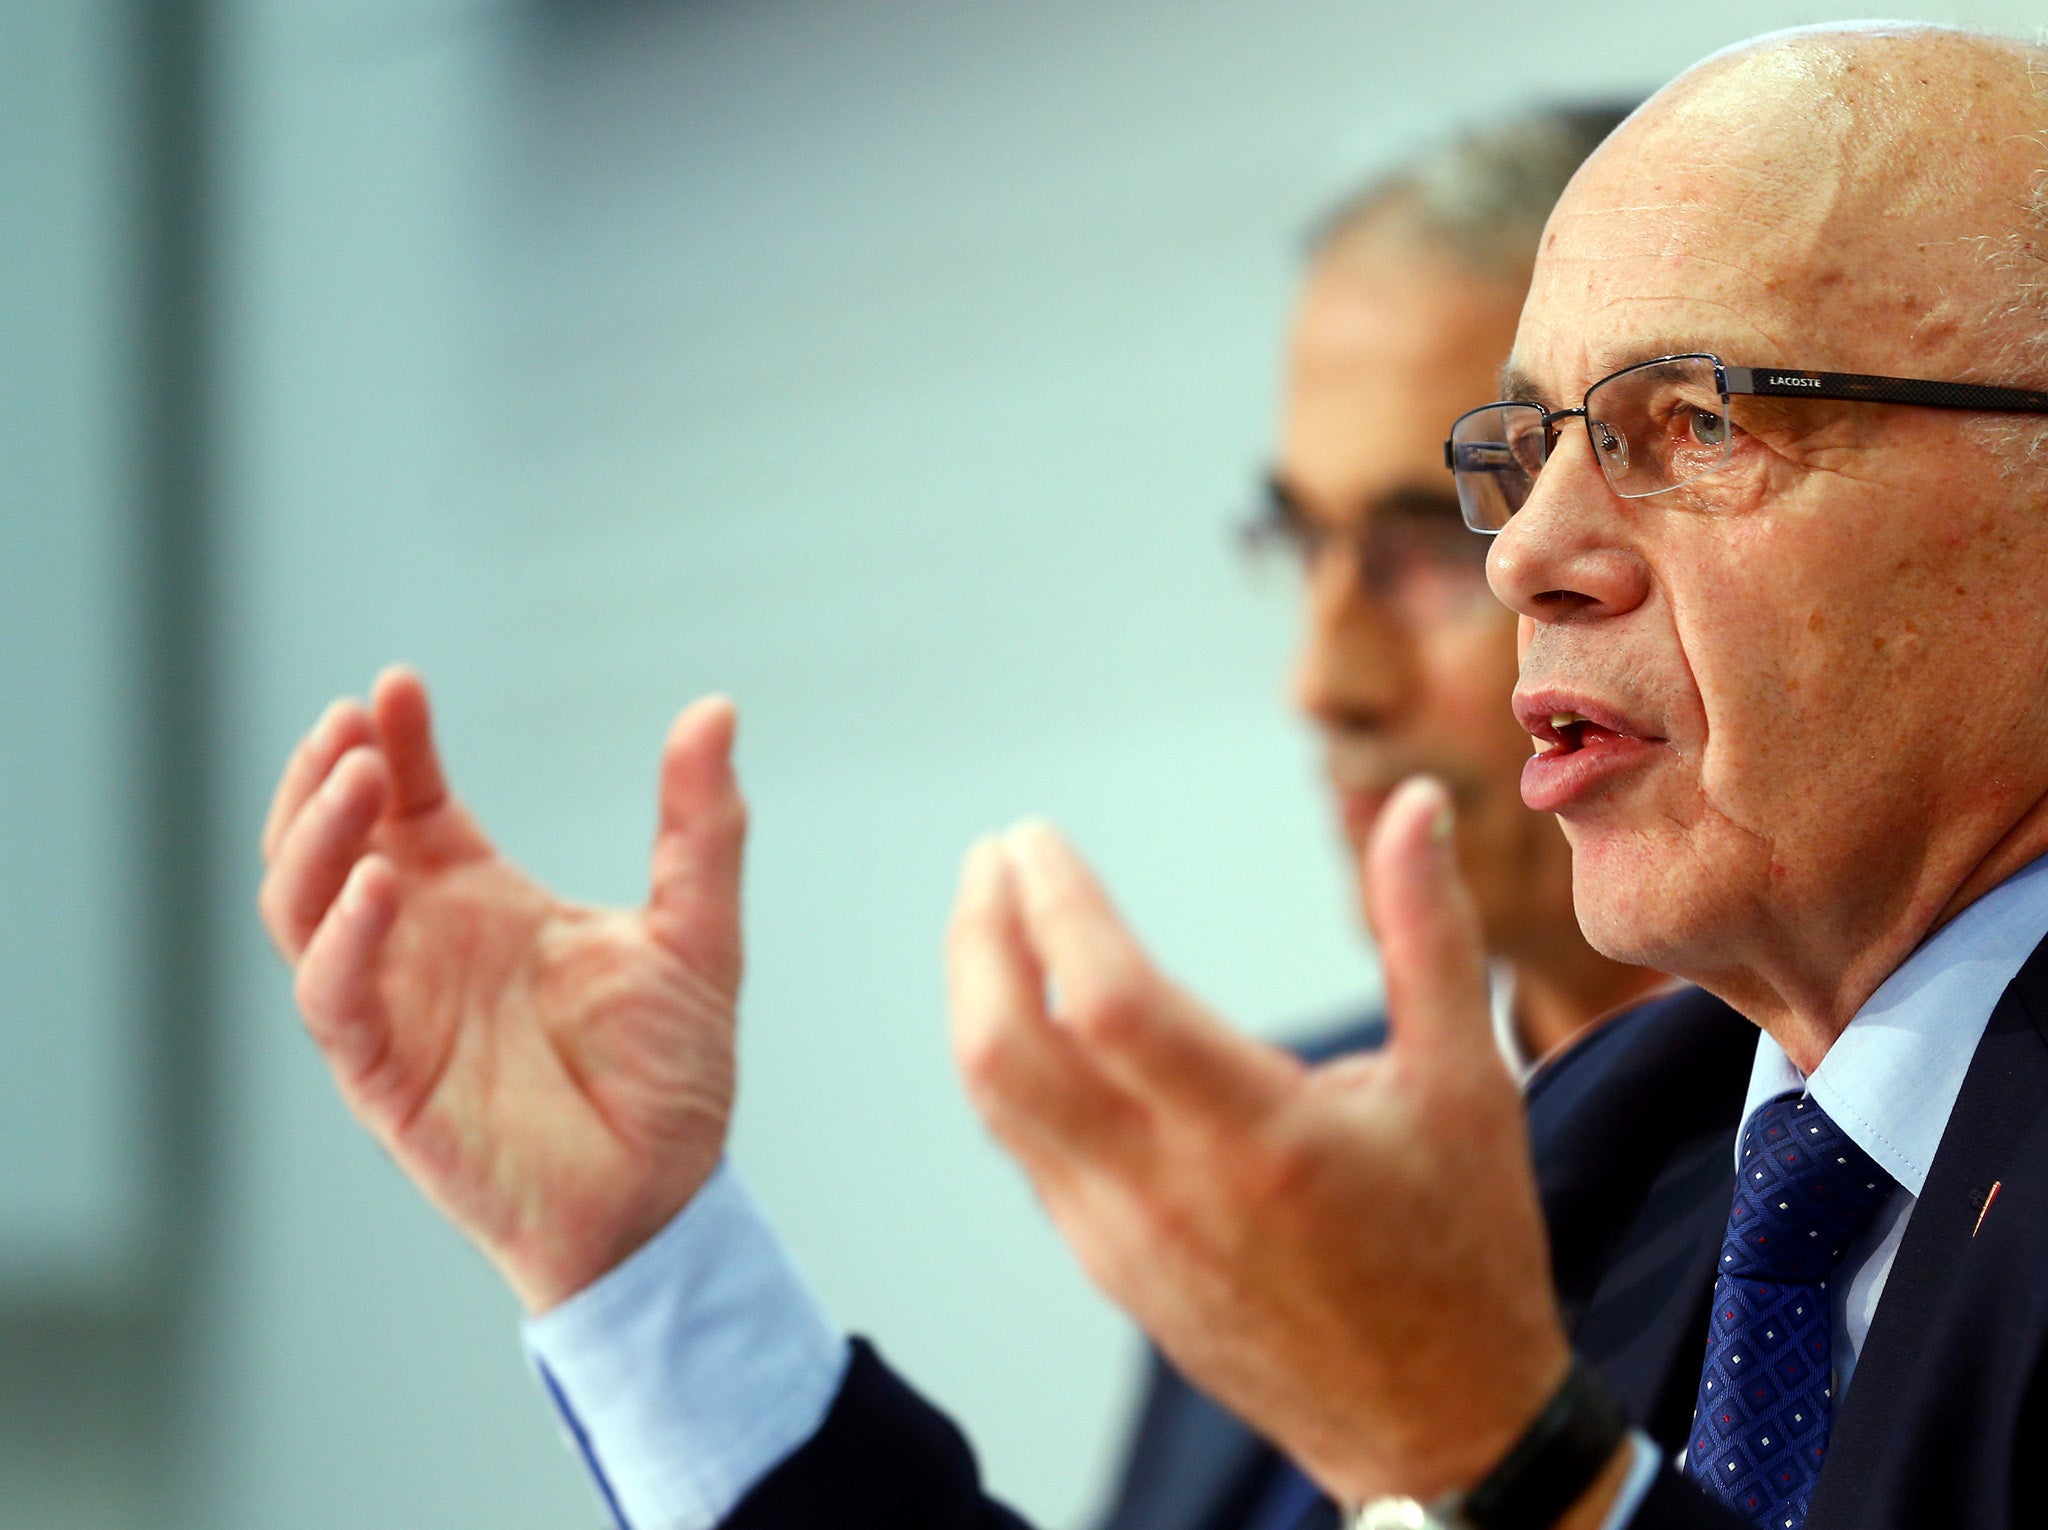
{"left": 1444, "top": 353, "right": 2048, "bottom": 533}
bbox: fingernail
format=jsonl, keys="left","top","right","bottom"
{"left": 1431, "top": 796, "right": 1456, "bottom": 846}
{"left": 327, "top": 747, "right": 367, "bottom": 795}
{"left": 1005, "top": 818, "right": 1060, "bottom": 862}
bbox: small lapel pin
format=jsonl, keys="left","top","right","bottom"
{"left": 1973, "top": 1180, "right": 2003, "bottom": 1238}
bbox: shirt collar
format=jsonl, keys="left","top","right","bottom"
{"left": 1489, "top": 960, "right": 1533, "bottom": 1084}
{"left": 1739, "top": 852, "right": 2048, "bottom": 1197}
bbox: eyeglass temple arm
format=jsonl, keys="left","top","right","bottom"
{"left": 1722, "top": 366, "right": 2048, "bottom": 414}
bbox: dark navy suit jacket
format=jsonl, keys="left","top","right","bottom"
{"left": 724, "top": 942, "right": 2048, "bottom": 1529}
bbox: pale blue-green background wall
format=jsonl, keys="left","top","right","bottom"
{"left": 6, "top": 3, "right": 2042, "bottom": 1527}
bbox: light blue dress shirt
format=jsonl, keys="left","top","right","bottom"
{"left": 525, "top": 855, "right": 2048, "bottom": 1530}
{"left": 1728, "top": 849, "right": 2048, "bottom": 1398}
{"left": 524, "top": 1164, "right": 846, "bottom": 1530}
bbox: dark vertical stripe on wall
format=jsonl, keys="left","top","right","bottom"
{"left": 132, "top": 0, "right": 219, "bottom": 1516}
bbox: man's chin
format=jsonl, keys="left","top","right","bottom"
{"left": 1565, "top": 819, "right": 1685, "bottom": 962}
{"left": 1567, "top": 832, "right": 1729, "bottom": 982}
{"left": 1572, "top": 899, "right": 1668, "bottom": 970}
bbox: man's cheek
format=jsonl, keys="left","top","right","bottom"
{"left": 1718, "top": 605, "right": 1905, "bottom": 819}
{"left": 1680, "top": 590, "right": 1820, "bottom": 842}
{"left": 1691, "top": 699, "right": 1810, "bottom": 849}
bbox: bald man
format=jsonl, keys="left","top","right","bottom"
{"left": 941, "top": 22, "right": 2048, "bottom": 1530}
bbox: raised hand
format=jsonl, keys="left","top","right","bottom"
{"left": 945, "top": 779, "right": 1622, "bottom": 1518}
{"left": 257, "top": 667, "right": 747, "bottom": 1313}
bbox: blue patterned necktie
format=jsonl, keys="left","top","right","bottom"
{"left": 1686, "top": 1093, "right": 1893, "bottom": 1529}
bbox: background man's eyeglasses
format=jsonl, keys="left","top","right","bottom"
{"left": 1444, "top": 353, "right": 2048, "bottom": 534}
{"left": 1241, "top": 478, "right": 1492, "bottom": 622}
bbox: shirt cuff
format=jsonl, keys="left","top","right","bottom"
{"left": 1595, "top": 1429, "right": 1664, "bottom": 1530}
{"left": 523, "top": 1162, "right": 850, "bottom": 1530}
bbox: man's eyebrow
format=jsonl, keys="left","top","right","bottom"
{"left": 1261, "top": 471, "right": 1308, "bottom": 522}
{"left": 1496, "top": 339, "right": 1720, "bottom": 410}
{"left": 1377, "top": 485, "right": 1464, "bottom": 517}
{"left": 1261, "top": 470, "right": 1461, "bottom": 523}
{"left": 1498, "top": 363, "right": 1548, "bottom": 407}
{"left": 1588, "top": 337, "right": 1718, "bottom": 375}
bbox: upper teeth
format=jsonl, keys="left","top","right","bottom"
{"left": 1550, "top": 712, "right": 1584, "bottom": 729}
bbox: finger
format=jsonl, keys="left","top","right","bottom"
{"left": 258, "top": 745, "right": 391, "bottom": 961}
{"left": 262, "top": 698, "right": 375, "bottom": 863}
{"left": 644, "top": 695, "right": 747, "bottom": 987}
{"left": 295, "top": 852, "right": 404, "bottom": 1114}
{"left": 945, "top": 838, "right": 1148, "bottom": 1175}
{"left": 369, "top": 665, "right": 451, "bottom": 820}
{"left": 1004, "top": 820, "right": 1297, "bottom": 1125}
{"left": 1360, "top": 775, "right": 1494, "bottom": 1066}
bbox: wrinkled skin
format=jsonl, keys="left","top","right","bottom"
{"left": 257, "top": 669, "right": 746, "bottom": 1313}
{"left": 1491, "top": 25, "right": 2048, "bottom": 1064}
{"left": 946, "top": 791, "right": 1591, "bottom": 1508}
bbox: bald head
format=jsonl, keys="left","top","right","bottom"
{"left": 1486, "top": 25, "right": 2048, "bottom": 1055}
{"left": 1536, "top": 25, "right": 2047, "bottom": 414}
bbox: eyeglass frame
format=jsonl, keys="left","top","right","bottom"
{"left": 1442, "top": 353, "right": 2048, "bottom": 535}
{"left": 1237, "top": 474, "right": 1494, "bottom": 616}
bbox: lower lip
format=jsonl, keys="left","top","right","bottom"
{"left": 1520, "top": 733, "right": 1662, "bottom": 813}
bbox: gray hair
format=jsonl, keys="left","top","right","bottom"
{"left": 1968, "top": 41, "right": 2048, "bottom": 492}
{"left": 1307, "top": 101, "right": 1637, "bottom": 280}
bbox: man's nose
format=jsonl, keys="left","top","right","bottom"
{"left": 1289, "top": 553, "right": 1414, "bottom": 729}
{"left": 1484, "top": 426, "right": 1650, "bottom": 625}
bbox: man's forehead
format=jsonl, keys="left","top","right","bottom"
{"left": 1504, "top": 24, "right": 2047, "bottom": 404}
{"left": 1505, "top": 176, "right": 1857, "bottom": 403}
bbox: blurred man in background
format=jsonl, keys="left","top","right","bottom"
{"left": 256, "top": 99, "right": 1751, "bottom": 1530}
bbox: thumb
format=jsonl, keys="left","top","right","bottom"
{"left": 1005, "top": 820, "right": 1299, "bottom": 1125}
{"left": 644, "top": 695, "right": 748, "bottom": 992}
{"left": 1362, "top": 776, "right": 1494, "bottom": 1068}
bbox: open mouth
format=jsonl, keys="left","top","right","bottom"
{"left": 1533, "top": 711, "right": 1632, "bottom": 757}
{"left": 1515, "top": 697, "right": 1663, "bottom": 812}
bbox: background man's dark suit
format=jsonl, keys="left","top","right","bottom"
{"left": 725, "top": 984, "right": 1762, "bottom": 1529}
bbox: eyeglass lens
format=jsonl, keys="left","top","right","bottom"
{"left": 1247, "top": 500, "right": 1491, "bottom": 618}
{"left": 1449, "top": 354, "right": 1736, "bottom": 532}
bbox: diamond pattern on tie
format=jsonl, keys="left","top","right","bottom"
{"left": 1686, "top": 1094, "right": 1892, "bottom": 1530}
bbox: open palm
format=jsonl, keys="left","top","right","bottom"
{"left": 258, "top": 668, "right": 747, "bottom": 1311}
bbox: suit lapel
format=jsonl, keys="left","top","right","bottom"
{"left": 1807, "top": 934, "right": 2048, "bottom": 1530}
